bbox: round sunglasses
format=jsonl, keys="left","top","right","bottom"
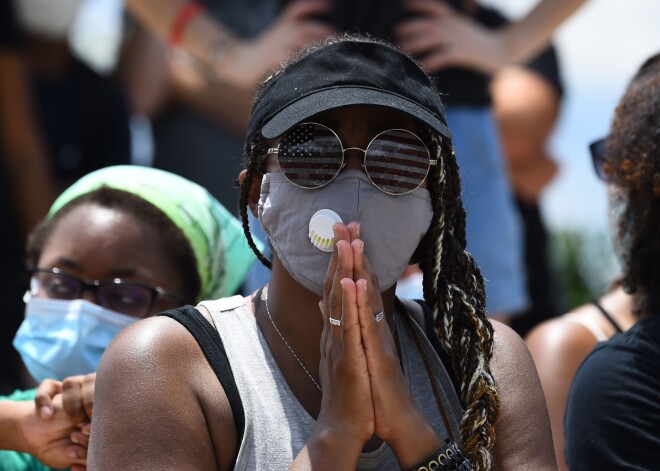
{"left": 29, "top": 267, "right": 185, "bottom": 318}
{"left": 266, "top": 122, "right": 436, "bottom": 195}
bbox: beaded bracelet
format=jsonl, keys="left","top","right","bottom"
{"left": 406, "top": 441, "right": 472, "bottom": 471}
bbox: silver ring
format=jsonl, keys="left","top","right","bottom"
{"left": 373, "top": 310, "right": 385, "bottom": 323}
{"left": 329, "top": 317, "right": 342, "bottom": 327}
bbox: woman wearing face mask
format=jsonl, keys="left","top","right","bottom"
{"left": 0, "top": 165, "right": 258, "bottom": 471}
{"left": 90, "top": 37, "right": 555, "bottom": 471}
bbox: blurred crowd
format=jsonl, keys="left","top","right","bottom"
{"left": 0, "top": 0, "right": 658, "bottom": 470}
{"left": 0, "top": 0, "right": 564, "bottom": 391}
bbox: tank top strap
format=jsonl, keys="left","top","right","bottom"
{"left": 591, "top": 299, "right": 624, "bottom": 333}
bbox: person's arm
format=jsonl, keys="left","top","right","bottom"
{"left": 397, "top": 0, "right": 588, "bottom": 73}
{"left": 88, "top": 316, "right": 230, "bottom": 470}
{"left": 0, "top": 398, "right": 87, "bottom": 469}
{"left": 525, "top": 319, "right": 598, "bottom": 471}
{"left": 124, "top": 0, "right": 334, "bottom": 90}
{"left": 489, "top": 321, "right": 557, "bottom": 470}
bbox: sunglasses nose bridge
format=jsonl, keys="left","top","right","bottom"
{"left": 78, "top": 280, "right": 101, "bottom": 305}
{"left": 342, "top": 147, "right": 367, "bottom": 170}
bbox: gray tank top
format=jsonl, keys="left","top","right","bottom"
{"left": 201, "top": 296, "right": 463, "bottom": 470}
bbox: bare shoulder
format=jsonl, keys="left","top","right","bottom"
{"left": 525, "top": 315, "right": 599, "bottom": 370}
{"left": 89, "top": 316, "right": 236, "bottom": 470}
{"left": 489, "top": 320, "right": 558, "bottom": 471}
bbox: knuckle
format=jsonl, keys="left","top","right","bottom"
{"left": 323, "top": 276, "right": 333, "bottom": 294}
{"left": 328, "top": 296, "right": 341, "bottom": 313}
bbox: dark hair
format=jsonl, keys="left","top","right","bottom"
{"left": 605, "top": 52, "right": 660, "bottom": 316}
{"left": 239, "top": 36, "right": 499, "bottom": 470}
{"left": 26, "top": 187, "right": 200, "bottom": 304}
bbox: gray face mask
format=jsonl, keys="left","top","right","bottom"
{"left": 258, "top": 169, "right": 433, "bottom": 295}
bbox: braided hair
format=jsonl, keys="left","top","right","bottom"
{"left": 239, "top": 36, "right": 500, "bottom": 470}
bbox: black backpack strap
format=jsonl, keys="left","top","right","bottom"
{"left": 159, "top": 305, "right": 245, "bottom": 455}
{"left": 410, "top": 299, "right": 461, "bottom": 398}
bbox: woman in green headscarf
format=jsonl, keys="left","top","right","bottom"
{"left": 0, "top": 165, "right": 259, "bottom": 470}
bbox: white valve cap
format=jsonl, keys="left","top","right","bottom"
{"left": 309, "top": 209, "right": 343, "bottom": 252}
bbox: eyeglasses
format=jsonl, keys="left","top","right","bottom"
{"left": 589, "top": 137, "right": 611, "bottom": 182}
{"left": 266, "top": 122, "right": 436, "bottom": 195}
{"left": 28, "top": 268, "right": 185, "bottom": 318}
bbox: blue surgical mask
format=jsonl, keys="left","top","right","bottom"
{"left": 13, "top": 296, "right": 138, "bottom": 382}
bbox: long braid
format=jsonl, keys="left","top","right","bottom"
{"left": 420, "top": 136, "right": 500, "bottom": 470}
{"left": 239, "top": 135, "right": 272, "bottom": 269}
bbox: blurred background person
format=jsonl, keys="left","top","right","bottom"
{"left": 117, "top": 0, "right": 333, "bottom": 213}
{"left": 1, "top": 0, "right": 132, "bottom": 394}
{"left": 1, "top": 164, "right": 259, "bottom": 471}
{"left": 564, "top": 51, "right": 660, "bottom": 471}
{"left": 491, "top": 44, "right": 564, "bottom": 336}
{"left": 0, "top": 0, "right": 56, "bottom": 395}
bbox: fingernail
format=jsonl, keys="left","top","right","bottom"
{"left": 40, "top": 405, "right": 52, "bottom": 418}
{"left": 360, "top": 241, "right": 364, "bottom": 253}
{"left": 82, "top": 424, "right": 91, "bottom": 436}
{"left": 71, "top": 435, "right": 79, "bottom": 444}
{"left": 356, "top": 223, "right": 361, "bottom": 238}
{"left": 67, "top": 449, "right": 77, "bottom": 458}
{"left": 363, "top": 280, "right": 368, "bottom": 292}
{"left": 336, "top": 242, "right": 342, "bottom": 253}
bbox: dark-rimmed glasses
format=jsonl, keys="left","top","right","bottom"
{"left": 28, "top": 267, "right": 185, "bottom": 318}
{"left": 589, "top": 137, "right": 611, "bottom": 182}
{"left": 266, "top": 122, "right": 436, "bottom": 195}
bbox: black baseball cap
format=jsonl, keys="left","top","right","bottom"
{"left": 246, "top": 39, "right": 453, "bottom": 142}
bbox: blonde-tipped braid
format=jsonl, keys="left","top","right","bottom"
{"left": 420, "top": 135, "right": 500, "bottom": 470}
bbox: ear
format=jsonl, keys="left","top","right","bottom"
{"left": 238, "top": 169, "right": 263, "bottom": 217}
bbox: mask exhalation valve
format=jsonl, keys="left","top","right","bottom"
{"left": 308, "top": 209, "right": 343, "bottom": 252}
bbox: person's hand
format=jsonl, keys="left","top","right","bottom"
{"left": 396, "top": 0, "right": 508, "bottom": 74}
{"left": 214, "top": 0, "right": 335, "bottom": 89}
{"left": 345, "top": 222, "right": 443, "bottom": 467}
{"left": 36, "top": 374, "right": 95, "bottom": 424}
{"left": 35, "top": 373, "right": 95, "bottom": 467}
{"left": 315, "top": 223, "right": 374, "bottom": 450}
{"left": 14, "top": 396, "right": 87, "bottom": 469}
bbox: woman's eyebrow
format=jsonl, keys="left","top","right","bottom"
{"left": 110, "top": 268, "right": 138, "bottom": 278}
{"left": 55, "top": 256, "right": 79, "bottom": 269}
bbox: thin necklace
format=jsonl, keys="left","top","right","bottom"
{"left": 263, "top": 286, "right": 322, "bottom": 392}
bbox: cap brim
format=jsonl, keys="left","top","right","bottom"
{"left": 261, "top": 87, "right": 453, "bottom": 140}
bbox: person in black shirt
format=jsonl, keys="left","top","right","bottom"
{"left": 564, "top": 52, "right": 660, "bottom": 470}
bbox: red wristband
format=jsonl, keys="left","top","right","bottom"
{"left": 168, "top": 2, "right": 205, "bottom": 48}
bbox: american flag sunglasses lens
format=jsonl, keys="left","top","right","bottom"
{"left": 278, "top": 123, "right": 343, "bottom": 188}
{"left": 277, "top": 124, "right": 430, "bottom": 193}
{"left": 364, "top": 130, "right": 430, "bottom": 194}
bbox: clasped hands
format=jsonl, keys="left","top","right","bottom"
{"left": 316, "top": 222, "right": 442, "bottom": 467}
{"left": 14, "top": 373, "right": 95, "bottom": 471}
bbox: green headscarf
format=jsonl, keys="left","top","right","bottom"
{"left": 49, "top": 165, "right": 261, "bottom": 300}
